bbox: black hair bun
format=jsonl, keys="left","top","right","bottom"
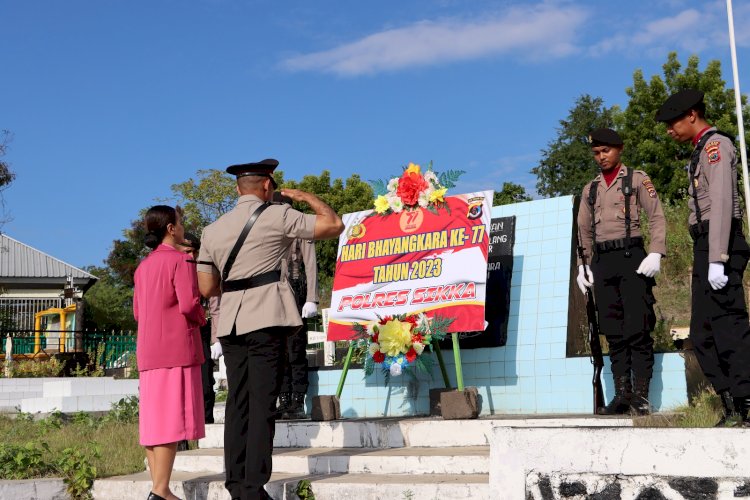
{"left": 144, "top": 232, "right": 160, "bottom": 249}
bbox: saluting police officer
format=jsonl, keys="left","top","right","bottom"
{"left": 656, "top": 89, "right": 750, "bottom": 426}
{"left": 272, "top": 192, "right": 319, "bottom": 420}
{"left": 577, "top": 128, "right": 667, "bottom": 415}
{"left": 197, "top": 159, "right": 344, "bottom": 500}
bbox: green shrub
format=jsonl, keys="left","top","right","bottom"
{"left": 0, "top": 441, "right": 52, "bottom": 479}
{"left": 56, "top": 443, "right": 100, "bottom": 500}
{"left": 102, "top": 396, "right": 139, "bottom": 424}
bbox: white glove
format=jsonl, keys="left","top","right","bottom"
{"left": 301, "top": 302, "right": 318, "bottom": 319}
{"left": 576, "top": 265, "right": 594, "bottom": 295}
{"left": 636, "top": 253, "right": 662, "bottom": 278}
{"left": 708, "top": 262, "right": 729, "bottom": 290}
{"left": 210, "top": 342, "right": 223, "bottom": 360}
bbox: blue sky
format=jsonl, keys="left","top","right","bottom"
{"left": 2, "top": 0, "right": 750, "bottom": 269}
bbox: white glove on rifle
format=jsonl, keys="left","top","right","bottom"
{"left": 210, "top": 342, "right": 223, "bottom": 360}
{"left": 301, "top": 302, "right": 318, "bottom": 319}
{"left": 636, "top": 253, "right": 662, "bottom": 278}
{"left": 708, "top": 262, "right": 729, "bottom": 290}
{"left": 576, "top": 265, "right": 594, "bottom": 295}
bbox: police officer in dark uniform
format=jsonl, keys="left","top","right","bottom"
{"left": 197, "top": 159, "right": 344, "bottom": 500}
{"left": 657, "top": 89, "right": 750, "bottom": 426}
{"left": 272, "top": 192, "right": 319, "bottom": 420}
{"left": 577, "top": 128, "right": 667, "bottom": 415}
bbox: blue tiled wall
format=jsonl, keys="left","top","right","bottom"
{"left": 308, "top": 196, "right": 688, "bottom": 417}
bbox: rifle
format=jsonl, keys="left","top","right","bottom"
{"left": 576, "top": 226, "right": 605, "bottom": 414}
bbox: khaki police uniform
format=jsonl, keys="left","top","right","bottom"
{"left": 198, "top": 193, "right": 316, "bottom": 500}
{"left": 687, "top": 127, "right": 750, "bottom": 399}
{"left": 280, "top": 237, "right": 319, "bottom": 396}
{"left": 577, "top": 165, "right": 666, "bottom": 384}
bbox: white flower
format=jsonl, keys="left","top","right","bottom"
{"left": 390, "top": 362, "right": 402, "bottom": 376}
{"left": 368, "top": 342, "right": 381, "bottom": 355}
{"left": 424, "top": 170, "right": 439, "bottom": 187}
{"left": 412, "top": 342, "right": 424, "bottom": 355}
{"left": 417, "top": 192, "right": 430, "bottom": 208}
{"left": 388, "top": 195, "right": 404, "bottom": 213}
{"left": 366, "top": 322, "right": 377, "bottom": 337}
{"left": 387, "top": 177, "right": 399, "bottom": 194}
{"left": 417, "top": 313, "right": 431, "bottom": 335}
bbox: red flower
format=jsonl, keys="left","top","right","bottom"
{"left": 411, "top": 333, "right": 422, "bottom": 344}
{"left": 396, "top": 171, "right": 429, "bottom": 206}
{"left": 405, "top": 348, "right": 417, "bottom": 363}
{"left": 379, "top": 316, "right": 393, "bottom": 325}
{"left": 372, "top": 334, "right": 379, "bottom": 344}
{"left": 373, "top": 351, "right": 385, "bottom": 363}
{"left": 403, "top": 315, "right": 418, "bottom": 328}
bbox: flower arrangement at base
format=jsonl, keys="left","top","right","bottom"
{"left": 352, "top": 313, "right": 455, "bottom": 380}
{"left": 370, "top": 162, "right": 465, "bottom": 216}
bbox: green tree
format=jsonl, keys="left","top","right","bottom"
{"left": 531, "top": 95, "right": 619, "bottom": 197}
{"left": 493, "top": 182, "right": 532, "bottom": 206}
{"left": 0, "top": 130, "right": 15, "bottom": 227}
{"left": 82, "top": 266, "right": 137, "bottom": 332}
{"left": 621, "top": 52, "right": 750, "bottom": 200}
{"left": 106, "top": 217, "right": 148, "bottom": 288}
{"left": 170, "top": 169, "right": 238, "bottom": 230}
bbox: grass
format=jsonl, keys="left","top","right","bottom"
{"left": 0, "top": 405, "right": 145, "bottom": 481}
{"left": 632, "top": 389, "right": 730, "bottom": 428}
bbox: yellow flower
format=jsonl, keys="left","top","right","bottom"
{"left": 378, "top": 319, "right": 413, "bottom": 357}
{"left": 405, "top": 162, "right": 421, "bottom": 175}
{"left": 374, "top": 195, "right": 390, "bottom": 214}
{"left": 429, "top": 187, "right": 447, "bottom": 203}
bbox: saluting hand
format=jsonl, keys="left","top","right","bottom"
{"left": 576, "top": 265, "right": 594, "bottom": 295}
{"left": 708, "top": 262, "right": 729, "bottom": 290}
{"left": 636, "top": 253, "right": 662, "bottom": 278}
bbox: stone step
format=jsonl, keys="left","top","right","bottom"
{"left": 171, "top": 446, "right": 490, "bottom": 475}
{"left": 200, "top": 414, "right": 632, "bottom": 449}
{"left": 92, "top": 470, "right": 489, "bottom": 500}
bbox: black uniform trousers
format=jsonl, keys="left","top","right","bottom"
{"left": 691, "top": 226, "right": 750, "bottom": 397}
{"left": 220, "top": 326, "right": 289, "bottom": 500}
{"left": 200, "top": 323, "right": 215, "bottom": 424}
{"left": 280, "top": 277, "right": 310, "bottom": 395}
{"left": 591, "top": 245, "right": 656, "bottom": 380}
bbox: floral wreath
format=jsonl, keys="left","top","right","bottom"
{"left": 370, "top": 162, "right": 465, "bottom": 216}
{"left": 353, "top": 313, "right": 454, "bottom": 379}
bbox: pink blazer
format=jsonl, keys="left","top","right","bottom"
{"left": 134, "top": 244, "right": 206, "bottom": 371}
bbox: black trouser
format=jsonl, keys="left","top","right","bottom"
{"left": 691, "top": 227, "right": 750, "bottom": 397}
{"left": 591, "top": 245, "right": 656, "bottom": 380}
{"left": 220, "top": 326, "right": 289, "bottom": 500}
{"left": 280, "top": 319, "right": 309, "bottom": 394}
{"left": 200, "top": 324, "right": 215, "bottom": 424}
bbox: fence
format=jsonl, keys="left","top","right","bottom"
{"left": 0, "top": 329, "right": 136, "bottom": 369}
{"left": 0, "top": 297, "right": 64, "bottom": 331}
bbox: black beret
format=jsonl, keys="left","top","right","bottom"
{"left": 655, "top": 89, "right": 704, "bottom": 122}
{"left": 588, "top": 128, "right": 623, "bottom": 147}
{"left": 226, "top": 158, "right": 279, "bottom": 188}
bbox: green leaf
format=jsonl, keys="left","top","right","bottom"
{"left": 438, "top": 170, "right": 466, "bottom": 189}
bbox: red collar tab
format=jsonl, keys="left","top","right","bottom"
{"left": 693, "top": 126, "right": 713, "bottom": 146}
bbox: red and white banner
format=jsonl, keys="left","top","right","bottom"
{"left": 327, "top": 191, "right": 493, "bottom": 341}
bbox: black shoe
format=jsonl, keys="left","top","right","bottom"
{"left": 630, "top": 377, "right": 651, "bottom": 416}
{"left": 281, "top": 392, "right": 307, "bottom": 420}
{"left": 597, "top": 375, "right": 631, "bottom": 415}
{"left": 715, "top": 390, "right": 738, "bottom": 426}
{"left": 147, "top": 493, "right": 167, "bottom": 500}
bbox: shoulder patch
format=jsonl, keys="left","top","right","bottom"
{"left": 705, "top": 140, "right": 721, "bottom": 164}
{"left": 642, "top": 179, "right": 657, "bottom": 198}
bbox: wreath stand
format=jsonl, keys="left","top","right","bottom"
{"left": 311, "top": 332, "right": 478, "bottom": 420}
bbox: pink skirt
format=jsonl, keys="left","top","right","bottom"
{"left": 139, "top": 365, "right": 206, "bottom": 446}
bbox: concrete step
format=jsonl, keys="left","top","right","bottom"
{"left": 200, "top": 414, "right": 632, "bottom": 449}
{"left": 172, "top": 446, "right": 490, "bottom": 475}
{"left": 92, "top": 470, "right": 489, "bottom": 500}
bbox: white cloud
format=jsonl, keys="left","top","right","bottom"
{"left": 280, "top": 3, "right": 588, "bottom": 76}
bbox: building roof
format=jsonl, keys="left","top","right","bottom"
{"left": 0, "top": 233, "right": 98, "bottom": 287}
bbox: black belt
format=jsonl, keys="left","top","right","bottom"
{"left": 689, "top": 219, "right": 743, "bottom": 240}
{"left": 595, "top": 237, "right": 644, "bottom": 253}
{"left": 221, "top": 270, "right": 281, "bottom": 293}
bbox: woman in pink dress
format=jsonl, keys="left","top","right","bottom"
{"left": 134, "top": 205, "right": 206, "bottom": 500}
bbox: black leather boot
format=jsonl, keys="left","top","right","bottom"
{"left": 276, "top": 392, "right": 292, "bottom": 418}
{"left": 715, "top": 389, "right": 737, "bottom": 426}
{"left": 630, "top": 377, "right": 651, "bottom": 415}
{"left": 735, "top": 396, "right": 750, "bottom": 428}
{"left": 282, "top": 392, "right": 307, "bottom": 420}
{"left": 598, "top": 375, "right": 632, "bottom": 415}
